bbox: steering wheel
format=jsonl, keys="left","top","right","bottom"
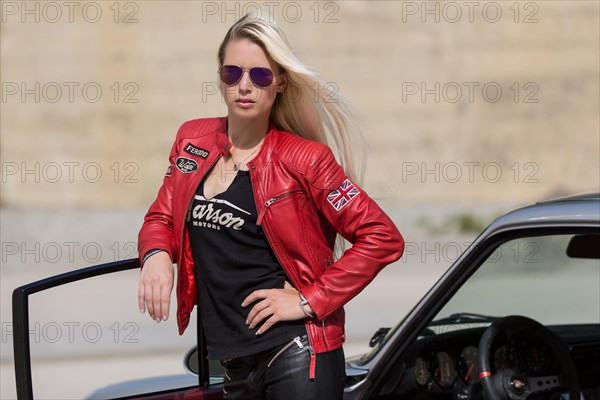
{"left": 477, "top": 315, "right": 580, "bottom": 400}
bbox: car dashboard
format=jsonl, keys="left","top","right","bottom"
{"left": 380, "top": 324, "right": 600, "bottom": 400}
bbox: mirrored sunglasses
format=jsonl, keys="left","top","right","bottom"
{"left": 219, "top": 65, "right": 275, "bottom": 88}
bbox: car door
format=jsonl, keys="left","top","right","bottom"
{"left": 12, "top": 258, "right": 224, "bottom": 399}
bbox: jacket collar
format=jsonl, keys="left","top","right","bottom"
{"left": 215, "top": 117, "right": 232, "bottom": 156}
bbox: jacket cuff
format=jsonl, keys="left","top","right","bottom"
{"left": 299, "top": 285, "right": 328, "bottom": 321}
{"left": 142, "top": 249, "right": 168, "bottom": 266}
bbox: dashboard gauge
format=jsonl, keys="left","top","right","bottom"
{"left": 414, "top": 357, "right": 431, "bottom": 386}
{"left": 493, "top": 345, "right": 509, "bottom": 372}
{"left": 457, "top": 346, "right": 480, "bottom": 384}
{"left": 432, "top": 351, "right": 457, "bottom": 388}
{"left": 524, "top": 345, "right": 551, "bottom": 374}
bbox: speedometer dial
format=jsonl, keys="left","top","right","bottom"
{"left": 432, "top": 351, "right": 457, "bottom": 388}
{"left": 457, "top": 346, "right": 480, "bottom": 384}
{"left": 414, "top": 357, "right": 431, "bottom": 386}
{"left": 524, "top": 345, "right": 551, "bottom": 374}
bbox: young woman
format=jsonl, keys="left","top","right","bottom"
{"left": 138, "top": 11, "right": 404, "bottom": 400}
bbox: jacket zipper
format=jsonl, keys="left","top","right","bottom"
{"left": 320, "top": 257, "right": 332, "bottom": 349}
{"left": 246, "top": 171, "right": 317, "bottom": 378}
{"left": 260, "top": 219, "right": 318, "bottom": 379}
{"left": 256, "top": 189, "right": 303, "bottom": 226}
{"left": 307, "top": 338, "right": 316, "bottom": 379}
{"left": 321, "top": 319, "right": 329, "bottom": 349}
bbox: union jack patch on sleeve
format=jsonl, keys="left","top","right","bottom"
{"left": 326, "top": 178, "right": 360, "bottom": 211}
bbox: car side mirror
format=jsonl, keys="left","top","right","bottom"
{"left": 184, "top": 346, "right": 199, "bottom": 375}
{"left": 184, "top": 346, "right": 225, "bottom": 380}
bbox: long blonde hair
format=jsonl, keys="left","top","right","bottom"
{"left": 218, "top": 10, "right": 366, "bottom": 184}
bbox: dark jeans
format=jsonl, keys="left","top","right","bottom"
{"left": 220, "top": 334, "right": 346, "bottom": 400}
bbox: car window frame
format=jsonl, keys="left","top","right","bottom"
{"left": 11, "top": 258, "right": 215, "bottom": 399}
{"left": 369, "top": 226, "right": 600, "bottom": 361}
{"left": 356, "top": 226, "right": 599, "bottom": 399}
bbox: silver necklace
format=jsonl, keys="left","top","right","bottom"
{"left": 230, "top": 143, "right": 263, "bottom": 171}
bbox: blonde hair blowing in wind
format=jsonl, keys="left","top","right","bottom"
{"left": 218, "top": 10, "right": 366, "bottom": 184}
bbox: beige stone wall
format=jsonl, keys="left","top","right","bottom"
{"left": 1, "top": 0, "right": 598, "bottom": 208}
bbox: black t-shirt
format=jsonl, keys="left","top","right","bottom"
{"left": 187, "top": 170, "right": 306, "bottom": 360}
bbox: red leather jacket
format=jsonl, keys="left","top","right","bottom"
{"left": 138, "top": 117, "right": 404, "bottom": 356}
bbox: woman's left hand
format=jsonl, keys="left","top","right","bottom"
{"left": 242, "top": 281, "right": 313, "bottom": 335}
